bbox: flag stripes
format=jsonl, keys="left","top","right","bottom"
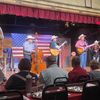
{"left": 12, "top": 34, "right": 52, "bottom": 58}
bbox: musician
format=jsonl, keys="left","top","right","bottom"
{"left": 50, "top": 35, "right": 60, "bottom": 63}
{"left": 91, "top": 40, "right": 100, "bottom": 62}
{"left": 0, "top": 27, "right": 4, "bottom": 39}
{"left": 75, "top": 34, "right": 88, "bottom": 68}
{"left": 23, "top": 35, "right": 36, "bottom": 61}
{"left": 50, "top": 35, "right": 60, "bottom": 49}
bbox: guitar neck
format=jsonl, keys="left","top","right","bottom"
{"left": 59, "top": 41, "right": 67, "bottom": 49}
{"left": 87, "top": 43, "right": 95, "bottom": 48}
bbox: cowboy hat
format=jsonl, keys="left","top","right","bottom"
{"left": 94, "top": 40, "right": 99, "bottom": 45}
{"left": 78, "top": 34, "right": 86, "bottom": 39}
{"left": 26, "top": 35, "right": 35, "bottom": 40}
{"left": 51, "top": 35, "right": 58, "bottom": 40}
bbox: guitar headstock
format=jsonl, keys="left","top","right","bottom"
{"left": 60, "top": 41, "right": 67, "bottom": 48}
{"left": 65, "top": 41, "right": 67, "bottom": 44}
{"left": 63, "top": 41, "right": 67, "bottom": 45}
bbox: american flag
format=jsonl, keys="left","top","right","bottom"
{"left": 12, "top": 33, "right": 52, "bottom": 58}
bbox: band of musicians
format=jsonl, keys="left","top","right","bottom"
{"left": 0, "top": 0, "right": 100, "bottom": 99}
{"left": 23, "top": 33, "right": 100, "bottom": 70}
{"left": 75, "top": 34, "right": 100, "bottom": 68}
{"left": 0, "top": 26, "right": 100, "bottom": 91}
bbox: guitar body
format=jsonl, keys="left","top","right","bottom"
{"left": 77, "top": 48, "right": 84, "bottom": 54}
{"left": 77, "top": 44, "right": 95, "bottom": 55}
{"left": 50, "top": 49, "right": 60, "bottom": 56}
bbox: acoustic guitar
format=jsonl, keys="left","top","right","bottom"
{"left": 77, "top": 43, "right": 95, "bottom": 54}
{"left": 50, "top": 41, "right": 67, "bottom": 56}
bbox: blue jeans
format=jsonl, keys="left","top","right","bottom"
{"left": 79, "top": 52, "right": 87, "bottom": 68}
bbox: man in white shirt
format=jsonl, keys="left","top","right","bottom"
{"left": 23, "top": 35, "right": 36, "bottom": 61}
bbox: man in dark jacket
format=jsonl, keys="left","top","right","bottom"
{"left": 5, "top": 58, "right": 37, "bottom": 90}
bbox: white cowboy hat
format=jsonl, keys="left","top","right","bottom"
{"left": 26, "top": 35, "right": 35, "bottom": 40}
{"left": 78, "top": 34, "right": 86, "bottom": 39}
{"left": 94, "top": 40, "right": 99, "bottom": 45}
{"left": 51, "top": 35, "right": 58, "bottom": 40}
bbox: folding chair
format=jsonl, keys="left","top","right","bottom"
{"left": 54, "top": 77, "right": 68, "bottom": 85}
{"left": 82, "top": 79, "right": 100, "bottom": 100}
{"left": 42, "top": 84, "right": 68, "bottom": 100}
{"left": 76, "top": 75, "right": 90, "bottom": 83}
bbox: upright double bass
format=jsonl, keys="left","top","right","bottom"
{"left": 30, "top": 34, "right": 46, "bottom": 75}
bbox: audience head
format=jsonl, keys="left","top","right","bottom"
{"left": 72, "top": 56, "right": 80, "bottom": 68}
{"left": 46, "top": 56, "right": 56, "bottom": 67}
{"left": 89, "top": 60, "right": 100, "bottom": 70}
{"left": 71, "top": 51, "right": 76, "bottom": 57}
{"left": 18, "top": 58, "right": 31, "bottom": 71}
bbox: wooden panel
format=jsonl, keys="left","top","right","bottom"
{"left": 85, "top": 0, "right": 92, "bottom": 7}
{"left": 92, "top": 0, "right": 100, "bottom": 9}
{"left": 47, "top": 0, "right": 85, "bottom": 6}
{"left": 0, "top": 38, "right": 12, "bottom": 58}
{"left": 3, "top": 38, "right": 12, "bottom": 48}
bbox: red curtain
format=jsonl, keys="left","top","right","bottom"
{"left": 0, "top": 3, "right": 100, "bottom": 24}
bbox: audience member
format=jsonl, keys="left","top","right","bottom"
{"left": 39, "top": 56, "right": 68, "bottom": 86}
{"left": 89, "top": 60, "right": 100, "bottom": 80}
{"left": 68, "top": 56, "right": 88, "bottom": 83}
{"left": 5, "top": 58, "right": 37, "bottom": 90}
{"left": 0, "top": 69, "right": 6, "bottom": 83}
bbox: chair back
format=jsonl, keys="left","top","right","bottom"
{"left": 42, "top": 84, "right": 68, "bottom": 100}
{"left": 82, "top": 79, "right": 100, "bottom": 100}
{"left": 54, "top": 77, "right": 68, "bottom": 85}
{"left": 0, "top": 90, "right": 23, "bottom": 100}
{"left": 77, "top": 75, "right": 90, "bottom": 83}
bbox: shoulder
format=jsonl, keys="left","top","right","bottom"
{"left": 77, "top": 40, "right": 82, "bottom": 43}
{"left": 29, "top": 72, "right": 38, "bottom": 78}
{"left": 7, "top": 73, "right": 18, "bottom": 81}
{"left": 78, "top": 67, "right": 87, "bottom": 73}
{"left": 89, "top": 71, "right": 97, "bottom": 75}
{"left": 69, "top": 67, "right": 86, "bottom": 73}
{"left": 40, "top": 69, "right": 49, "bottom": 77}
